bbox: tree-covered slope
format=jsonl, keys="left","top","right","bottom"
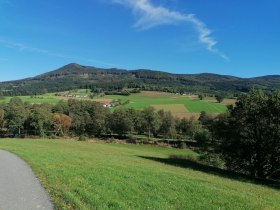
{"left": 0, "top": 63, "right": 279, "bottom": 96}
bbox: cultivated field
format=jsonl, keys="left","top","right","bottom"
{"left": 0, "top": 139, "right": 279, "bottom": 209}
{"left": 0, "top": 90, "right": 233, "bottom": 117}
{"left": 103, "top": 91, "right": 229, "bottom": 116}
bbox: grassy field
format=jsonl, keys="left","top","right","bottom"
{"left": 0, "top": 139, "right": 279, "bottom": 209}
{"left": 0, "top": 90, "right": 231, "bottom": 117}
{"left": 0, "top": 95, "right": 61, "bottom": 104}
{"left": 102, "top": 91, "right": 229, "bottom": 116}
{"left": 0, "top": 89, "right": 90, "bottom": 104}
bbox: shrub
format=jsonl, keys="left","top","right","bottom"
{"left": 198, "top": 152, "right": 223, "bottom": 168}
{"left": 194, "top": 129, "right": 211, "bottom": 148}
{"left": 127, "top": 134, "right": 137, "bottom": 144}
{"left": 78, "top": 135, "right": 87, "bottom": 141}
{"left": 106, "top": 137, "right": 116, "bottom": 143}
{"left": 179, "top": 141, "right": 187, "bottom": 149}
{"left": 169, "top": 154, "right": 197, "bottom": 162}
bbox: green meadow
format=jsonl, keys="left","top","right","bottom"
{"left": 0, "top": 95, "right": 60, "bottom": 104}
{"left": 100, "top": 91, "right": 228, "bottom": 117}
{"left": 0, "top": 91, "right": 230, "bottom": 116}
{"left": 0, "top": 139, "right": 279, "bottom": 209}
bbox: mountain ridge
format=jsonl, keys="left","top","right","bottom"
{"left": 0, "top": 63, "right": 279, "bottom": 96}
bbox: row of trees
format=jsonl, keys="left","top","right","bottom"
{"left": 198, "top": 93, "right": 226, "bottom": 103}
{"left": 0, "top": 97, "right": 204, "bottom": 141}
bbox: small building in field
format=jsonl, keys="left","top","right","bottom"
{"left": 99, "top": 101, "right": 113, "bottom": 108}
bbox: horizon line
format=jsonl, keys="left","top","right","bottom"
{"left": 0, "top": 62, "right": 279, "bottom": 83}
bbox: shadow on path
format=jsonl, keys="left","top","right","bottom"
{"left": 138, "top": 155, "right": 280, "bottom": 191}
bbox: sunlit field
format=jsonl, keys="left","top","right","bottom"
{"left": 0, "top": 139, "right": 279, "bottom": 209}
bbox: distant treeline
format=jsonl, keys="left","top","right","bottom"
{"left": 1, "top": 63, "right": 279, "bottom": 97}
{"left": 0, "top": 82, "right": 231, "bottom": 98}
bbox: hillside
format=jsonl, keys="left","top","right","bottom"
{"left": 0, "top": 63, "right": 279, "bottom": 96}
{"left": 0, "top": 139, "right": 279, "bottom": 209}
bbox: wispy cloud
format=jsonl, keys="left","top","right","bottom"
{"left": 0, "top": 38, "right": 68, "bottom": 58}
{"left": 113, "top": 0, "right": 228, "bottom": 61}
{"left": 0, "top": 38, "right": 119, "bottom": 67}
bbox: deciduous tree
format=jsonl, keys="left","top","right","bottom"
{"left": 53, "top": 113, "right": 72, "bottom": 136}
{"left": 215, "top": 90, "right": 280, "bottom": 179}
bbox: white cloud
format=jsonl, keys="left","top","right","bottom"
{"left": 113, "top": 0, "right": 228, "bottom": 61}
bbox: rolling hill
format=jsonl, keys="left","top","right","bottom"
{"left": 0, "top": 139, "right": 279, "bottom": 209}
{"left": 0, "top": 63, "right": 279, "bottom": 96}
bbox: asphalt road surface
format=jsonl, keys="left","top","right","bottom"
{"left": 0, "top": 150, "right": 53, "bottom": 210}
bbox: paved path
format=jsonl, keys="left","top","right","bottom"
{"left": 0, "top": 150, "right": 53, "bottom": 210}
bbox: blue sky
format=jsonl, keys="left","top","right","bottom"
{"left": 0, "top": 0, "right": 279, "bottom": 81}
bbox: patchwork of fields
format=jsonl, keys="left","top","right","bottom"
{"left": 0, "top": 139, "right": 279, "bottom": 209}
{"left": 101, "top": 91, "right": 229, "bottom": 117}
{"left": 0, "top": 91, "right": 232, "bottom": 117}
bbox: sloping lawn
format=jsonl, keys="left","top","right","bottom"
{"left": 0, "top": 139, "right": 279, "bottom": 209}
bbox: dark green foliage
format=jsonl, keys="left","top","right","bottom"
{"left": 0, "top": 108, "right": 4, "bottom": 128}
{"left": 198, "top": 94, "right": 205, "bottom": 100}
{"left": 0, "top": 97, "right": 200, "bottom": 141}
{"left": 176, "top": 118, "right": 198, "bottom": 138}
{"left": 215, "top": 94, "right": 225, "bottom": 103}
{"left": 107, "top": 108, "right": 133, "bottom": 136}
{"left": 67, "top": 100, "right": 109, "bottom": 136}
{"left": 5, "top": 98, "right": 28, "bottom": 136}
{"left": 198, "top": 111, "right": 214, "bottom": 128}
{"left": 104, "top": 90, "right": 131, "bottom": 96}
{"left": 131, "top": 110, "right": 146, "bottom": 135}
{"left": 52, "top": 100, "right": 69, "bottom": 114}
{"left": 141, "top": 107, "right": 160, "bottom": 139}
{"left": 198, "top": 152, "right": 223, "bottom": 168}
{"left": 179, "top": 141, "right": 187, "bottom": 149}
{"left": 213, "top": 90, "right": 280, "bottom": 179}
{"left": 0, "top": 63, "right": 279, "bottom": 96}
{"left": 25, "top": 104, "right": 53, "bottom": 136}
{"left": 157, "top": 110, "right": 176, "bottom": 138}
{"left": 129, "top": 88, "right": 141, "bottom": 94}
{"left": 78, "top": 135, "right": 87, "bottom": 141}
{"left": 194, "top": 129, "right": 211, "bottom": 148}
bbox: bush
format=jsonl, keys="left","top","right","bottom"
{"left": 179, "top": 141, "right": 187, "bottom": 149}
{"left": 215, "top": 94, "right": 225, "bottom": 103}
{"left": 127, "top": 134, "right": 137, "bottom": 144}
{"left": 78, "top": 135, "right": 87, "bottom": 141}
{"left": 169, "top": 154, "right": 197, "bottom": 162}
{"left": 194, "top": 129, "right": 211, "bottom": 148}
{"left": 198, "top": 152, "right": 223, "bottom": 168}
{"left": 106, "top": 137, "right": 116, "bottom": 143}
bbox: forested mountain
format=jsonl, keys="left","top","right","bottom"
{"left": 0, "top": 63, "right": 279, "bottom": 96}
